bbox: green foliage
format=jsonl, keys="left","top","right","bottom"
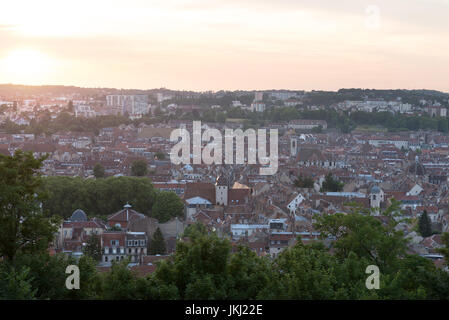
{"left": 93, "top": 163, "right": 105, "bottom": 178}
{"left": 84, "top": 234, "right": 102, "bottom": 262}
{"left": 183, "top": 222, "right": 208, "bottom": 239}
{"left": 0, "top": 150, "right": 59, "bottom": 261}
{"left": 418, "top": 210, "right": 432, "bottom": 237}
{"left": 154, "top": 151, "right": 166, "bottom": 160}
{"left": 131, "top": 160, "right": 148, "bottom": 177}
{"left": 40, "top": 176, "right": 157, "bottom": 219}
{"left": 151, "top": 191, "right": 184, "bottom": 223}
{"left": 437, "top": 233, "right": 449, "bottom": 264}
{"left": 149, "top": 227, "right": 166, "bottom": 255}
{"left": 320, "top": 173, "right": 344, "bottom": 192}
{"left": 11, "top": 253, "right": 74, "bottom": 299}
{"left": 0, "top": 264, "right": 36, "bottom": 300}
{"left": 315, "top": 209, "right": 407, "bottom": 272}
{"left": 294, "top": 175, "right": 315, "bottom": 188}
{"left": 100, "top": 259, "right": 139, "bottom": 300}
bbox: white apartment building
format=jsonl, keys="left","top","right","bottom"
{"left": 106, "top": 94, "right": 149, "bottom": 117}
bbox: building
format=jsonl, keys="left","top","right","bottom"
{"left": 126, "top": 232, "right": 148, "bottom": 264}
{"left": 288, "top": 119, "right": 328, "bottom": 130}
{"left": 215, "top": 174, "right": 229, "bottom": 206}
{"left": 74, "top": 104, "right": 96, "bottom": 118}
{"left": 251, "top": 101, "right": 265, "bottom": 112}
{"left": 426, "top": 106, "right": 447, "bottom": 118}
{"left": 106, "top": 94, "right": 149, "bottom": 117}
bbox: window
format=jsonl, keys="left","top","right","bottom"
{"left": 104, "top": 247, "right": 109, "bottom": 254}
{"left": 105, "top": 256, "right": 108, "bottom": 262}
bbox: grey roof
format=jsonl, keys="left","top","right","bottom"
{"left": 70, "top": 209, "right": 87, "bottom": 222}
{"left": 370, "top": 186, "right": 381, "bottom": 194}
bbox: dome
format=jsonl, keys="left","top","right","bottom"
{"left": 370, "top": 186, "right": 381, "bottom": 194}
{"left": 70, "top": 209, "right": 87, "bottom": 222}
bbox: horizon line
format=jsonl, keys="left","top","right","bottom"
{"left": 0, "top": 82, "right": 448, "bottom": 95}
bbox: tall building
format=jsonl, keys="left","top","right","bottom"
{"left": 254, "top": 91, "right": 263, "bottom": 101}
{"left": 106, "top": 95, "right": 149, "bottom": 117}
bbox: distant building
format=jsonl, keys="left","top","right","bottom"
{"left": 251, "top": 101, "right": 265, "bottom": 112}
{"left": 288, "top": 119, "right": 327, "bottom": 130}
{"left": 426, "top": 106, "right": 447, "bottom": 118}
{"left": 106, "top": 94, "right": 149, "bottom": 117}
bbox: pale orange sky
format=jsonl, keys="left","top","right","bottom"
{"left": 0, "top": 0, "right": 448, "bottom": 92}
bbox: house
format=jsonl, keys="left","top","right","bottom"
{"left": 287, "top": 193, "right": 305, "bottom": 214}
{"left": 107, "top": 203, "right": 146, "bottom": 230}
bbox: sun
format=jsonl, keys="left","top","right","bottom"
{"left": 0, "top": 49, "right": 54, "bottom": 84}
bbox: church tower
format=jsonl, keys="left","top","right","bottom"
{"left": 215, "top": 174, "right": 228, "bottom": 206}
{"left": 369, "top": 186, "right": 384, "bottom": 215}
{"left": 290, "top": 138, "right": 298, "bottom": 157}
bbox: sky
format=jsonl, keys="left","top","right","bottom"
{"left": 0, "top": 0, "right": 448, "bottom": 92}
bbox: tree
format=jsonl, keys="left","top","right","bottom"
{"left": 418, "top": 210, "right": 432, "bottom": 237}
{"left": 294, "top": 175, "right": 314, "bottom": 188}
{"left": 93, "top": 163, "right": 105, "bottom": 178}
{"left": 437, "top": 232, "right": 449, "bottom": 264}
{"left": 153, "top": 232, "right": 231, "bottom": 299}
{"left": 0, "top": 264, "right": 36, "bottom": 300}
{"left": 67, "top": 100, "right": 74, "bottom": 113}
{"left": 320, "top": 173, "right": 344, "bottom": 192}
{"left": 315, "top": 203, "right": 407, "bottom": 273}
{"left": 151, "top": 191, "right": 184, "bottom": 223}
{"left": 40, "top": 176, "right": 157, "bottom": 219}
{"left": 0, "top": 150, "right": 59, "bottom": 261}
{"left": 131, "top": 160, "right": 148, "bottom": 177}
{"left": 84, "top": 234, "right": 102, "bottom": 262}
{"left": 154, "top": 151, "right": 165, "bottom": 161}
{"left": 148, "top": 227, "right": 166, "bottom": 255}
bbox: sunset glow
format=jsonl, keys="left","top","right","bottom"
{"left": 0, "top": 0, "right": 448, "bottom": 91}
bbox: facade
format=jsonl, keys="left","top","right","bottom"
{"left": 368, "top": 137, "right": 409, "bottom": 149}
{"left": 251, "top": 101, "right": 265, "bottom": 112}
{"left": 126, "top": 232, "right": 148, "bottom": 263}
{"left": 288, "top": 119, "right": 328, "bottom": 130}
{"left": 106, "top": 94, "right": 149, "bottom": 116}
{"left": 101, "top": 231, "right": 148, "bottom": 264}
{"left": 101, "top": 232, "right": 126, "bottom": 263}
{"left": 215, "top": 175, "right": 229, "bottom": 206}
{"left": 74, "top": 104, "right": 96, "bottom": 118}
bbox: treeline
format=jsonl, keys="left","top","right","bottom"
{"left": 349, "top": 111, "right": 449, "bottom": 132}
{"left": 0, "top": 113, "right": 136, "bottom": 135}
{"left": 40, "top": 176, "right": 184, "bottom": 223}
{"left": 2, "top": 213, "right": 449, "bottom": 300}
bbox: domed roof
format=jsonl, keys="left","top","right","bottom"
{"left": 70, "top": 209, "right": 87, "bottom": 222}
{"left": 370, "top": 186, "right": 381, "bottom": 194}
